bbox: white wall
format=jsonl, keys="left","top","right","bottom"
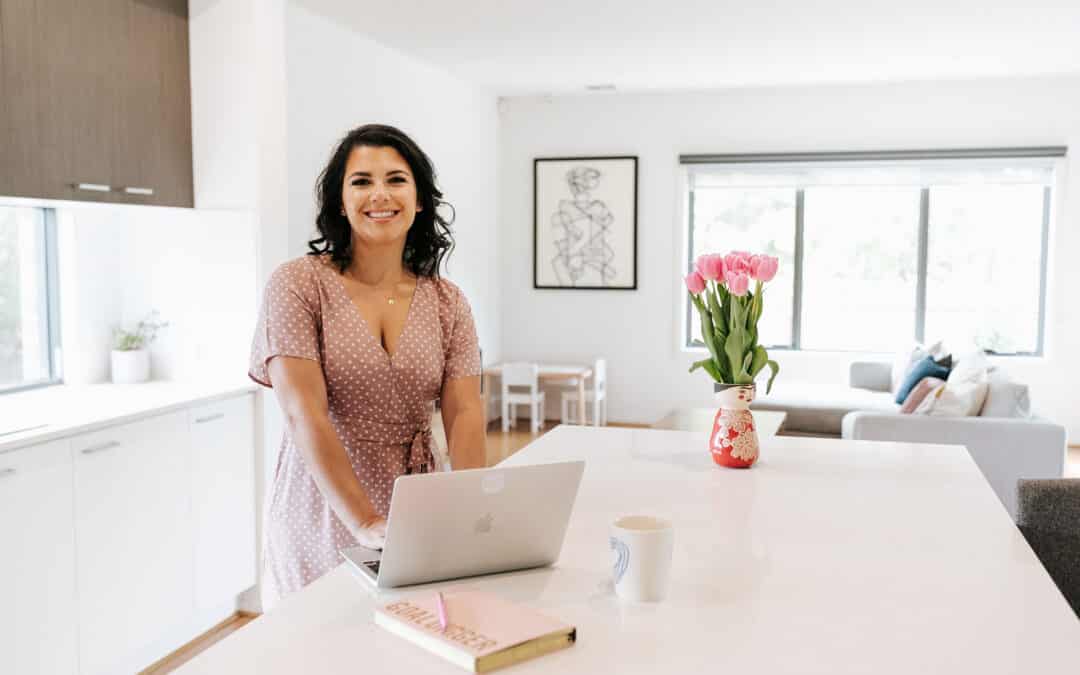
{"left": 285, "top": 4, "right": 501, "bottom": 361}
{"left": 498, "top": 76, "right": 1080, "bottom": 438}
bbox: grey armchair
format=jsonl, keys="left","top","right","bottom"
{"left": 1017, "top": 478, "right": 1080, "bottom": 619}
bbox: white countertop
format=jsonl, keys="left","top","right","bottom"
{"left": 177, "top": 426, "right": 1080, "bottom": 674}
{"left": 0, "top": 380, "right": 258, "bottom": 453}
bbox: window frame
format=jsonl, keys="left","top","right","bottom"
{"left": 0, "top": 207, "right": 63, "bottom": 395}
{"left": 682, "top": 148, "right": 1062, "bottom": 357}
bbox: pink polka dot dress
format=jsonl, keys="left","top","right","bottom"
{"left": 248, "top": 254, "right": 480, "bottom": 607}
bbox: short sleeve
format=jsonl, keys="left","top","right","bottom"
{"left": 440, "top": 281, "right": 481, "bottom": 388}
{"left": 248, "top": 259, "right": 323, "bottom": 387}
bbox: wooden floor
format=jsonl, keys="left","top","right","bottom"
{"left": 141, "top": 431, "right": 1080, "bottom": 673}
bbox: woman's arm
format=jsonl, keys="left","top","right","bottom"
{"left": 440, "top": 375, "right": 486, "bottom": 470}
{"left": 268, "top": 356, "right": 387, "bottom": 549}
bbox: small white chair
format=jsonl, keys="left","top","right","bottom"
{"left": 560, "top": 358, "right": 607, "bottom": 426}
{"left": 500, "top": 362, "right": 546, "bottom": 433}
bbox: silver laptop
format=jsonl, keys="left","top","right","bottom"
{"left": 342, "top": 460, "right": 585, "bottom": 589}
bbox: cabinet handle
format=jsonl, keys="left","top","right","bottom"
{"left": 123, "top": 186, "right": 154, "bottom": 196}
{"left": 0, "top": 468, "right": 15, "bottom": 478}
{"left": 75, "top": 183, "right": 111, "bottom": 192}
{"left": 80, "top": 441, "right": 121, "bottom": 455}
{"left": 195, "top": 413, "right": 225, "bottom": 424}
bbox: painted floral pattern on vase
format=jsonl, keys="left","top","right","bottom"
{"left": 710, "top": 384, "right": 760, "bottom": 468}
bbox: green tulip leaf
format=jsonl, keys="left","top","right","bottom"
{"left": 765, "top": 359, "right": 780, "bottom": 394}
{"left": 750, "top": 345, "right": 768, "bottom": 378}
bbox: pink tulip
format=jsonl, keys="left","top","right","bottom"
{"left": 724, "top": 251, "right": 752, "bottom": 275}
{"left": 750, "top": 255, "right": 779, "bottom": 282}
{"left": 695, "top": 253, "right": 725, "bottom": 281}
{"left": 685, "top": 270, "right": 706, "bottom": 295}
{"left": 724, "top": 270, "right": 750, "bottom": 296}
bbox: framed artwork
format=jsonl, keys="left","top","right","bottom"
{"left": 533, "top": 155, "right": 638, "bottom": 290}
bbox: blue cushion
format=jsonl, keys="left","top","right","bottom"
{"left": 894, "top": 356, "right": 950, "bottom": 404}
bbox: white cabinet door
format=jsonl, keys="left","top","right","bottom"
{"left": 190, "top": 394, "right": 256, "bottom": 611}
{"left": 73, "top": 412, "right": 193, "bottom": 675}
{"left": 0, "top": 439, "right": 79, "bottom": 675}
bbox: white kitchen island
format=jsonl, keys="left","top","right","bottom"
{"left": 176, "top": 426, "right": 1080, "bottom": 674}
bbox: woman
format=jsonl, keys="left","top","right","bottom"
{"left": 248, "top": 124, "right": 486, "bottom": 608}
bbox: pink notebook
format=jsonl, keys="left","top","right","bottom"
{"left": 373, "top": 588, "right": 576, "bottom": 673}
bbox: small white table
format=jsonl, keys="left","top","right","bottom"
{"left": 177, "top": 427, "right": 1080, "bottom": 673}
{"left": 483, "top": 363, "right": 593, "bottom": 426}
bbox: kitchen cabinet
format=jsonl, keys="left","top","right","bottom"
{"left": 190, "top": 395, "right": 257, "bottom": 611}
{"left": 0, "top": 390, "right": 257, "bottom": 674}
{"left": 73, "top": 411, "right": 194, "bottom": 675}
{"left": 0, "top": 0, "right": 193, "bottom": 206}
{"left": 0, "top": 439, "right": 79, "bottom": 675}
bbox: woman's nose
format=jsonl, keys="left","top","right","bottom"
{"left": 369, "top": 183, "right": 388, "bottom": 203}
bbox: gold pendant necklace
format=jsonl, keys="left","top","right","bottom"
{"left": 387, "top": 296, "right": 396, "bottom": 305}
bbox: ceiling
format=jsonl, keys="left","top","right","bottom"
{"left": 294, "top": 0, "right": 1080, "bottom": 96}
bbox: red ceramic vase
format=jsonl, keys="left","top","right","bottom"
{"left": 709, "top": 384, "right": 760, "bottom": 468}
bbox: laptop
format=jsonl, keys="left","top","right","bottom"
{"left": 342, "top": 460, "right": 585, "bottom": 589}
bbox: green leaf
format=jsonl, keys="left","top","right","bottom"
{"left": 748, "top": 346, "right": 767, "bottom": 378}
{"left": 724, "top": 316, "right": 752, "bottom": 384}
{"left": 691, "top": 293, "right": 718, "bottom": 360}
{"left": 765, "top": 359, "right": 780, "bottom": 394}
{"left": 750, "top": 281, "right": 764, "bottom": 325}
{"left": 690, "top": 358, "right": 722, "bottom": 382}
{"left": 707, "top": 286, "right": 726, "bottom": 339}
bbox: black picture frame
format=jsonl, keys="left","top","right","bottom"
{"left": 533, "top": 155, "right": 638, "bottom": 290}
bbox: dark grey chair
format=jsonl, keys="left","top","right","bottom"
{"left": 1017, "top": 478, "right": 1080, "bottom": 619}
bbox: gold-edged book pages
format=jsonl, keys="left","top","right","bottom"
{"left": 373, "top": 587, "right": 577, "bottom": 673}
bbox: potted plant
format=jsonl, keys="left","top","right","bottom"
{"left": 111, "top": 311, "right": 168, "bottom": 384}
{"left": 683, "top": 251, "right": 780, "bottom": 468}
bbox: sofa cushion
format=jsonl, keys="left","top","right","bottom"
{"left": 900, "top": 376, "right": 945, "bottom": 414}
{"left": 895, "top": 356, "right": 950, "bottom": 404}
{"left": 980, "top": 373, "right": 1032, "bottom": 418}
{"left": 928, "top": 380, "right": 989, "bottom": 417}
{"left": 891, "top": 344, "right": 928, "bottom": 393}
{"left": 754, "top": 383, "right": 900, "bottom": 435}
{"left": 890, "top": 341, "right": 944, "bottom": 393}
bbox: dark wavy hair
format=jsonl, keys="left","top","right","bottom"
{"left": 307, "top": 124, "right": 455, "bottom": 277}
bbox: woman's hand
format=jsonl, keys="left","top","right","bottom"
{"left": 352, "top": 514, "right": 388, "bottom": 550}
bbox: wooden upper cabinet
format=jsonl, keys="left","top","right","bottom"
{"left": 0, "top": 0, "right": 193, "bottom": 207}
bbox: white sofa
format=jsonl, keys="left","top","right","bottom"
{"left": 754, "top": 361, "right": 1066, "bottom": 519}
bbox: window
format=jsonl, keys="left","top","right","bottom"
{"left": 683, "top": 149, "right": 1060, "bottom": 355}
{"left": 0, "top": 206, "right": 62, "bottom": 393}
{"left": 688, "top": 187, "right": 795, "bottom": 347}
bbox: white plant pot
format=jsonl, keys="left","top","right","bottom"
{"left": 110, "top": 349, "right": 150, "bottom": 384}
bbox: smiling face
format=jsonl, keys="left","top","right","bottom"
{"left": 341, "top": 145, "right": 422, "bottom": 249}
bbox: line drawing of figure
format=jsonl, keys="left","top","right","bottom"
{"left": 550, "top": 166, "right": 616, "bottom": 286}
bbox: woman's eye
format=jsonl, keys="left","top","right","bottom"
{"left": 389, "top": 177, "right": 407, "bottom": 184}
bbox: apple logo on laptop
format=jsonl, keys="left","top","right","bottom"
{"left": 474, "top": 513, "right": 493, "bottom": 534}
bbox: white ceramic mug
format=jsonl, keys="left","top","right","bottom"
{"left": 609, "top": 515, "right": 674, "bottom": 602}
